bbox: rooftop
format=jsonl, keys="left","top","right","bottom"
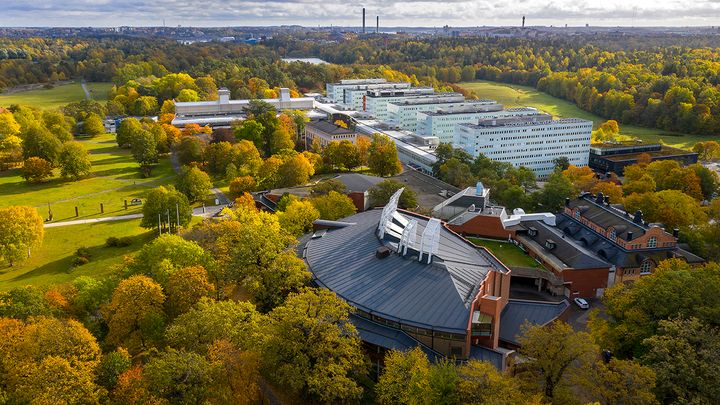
{"left": 518, "top": 220, "right": 611, "bottom": 270}
{"left": 302, "top": 208, "right": 508, "bottom": 333}
{"left": 333, "top": 173, "right": 384, "bottom": 193}
{"left": 461, "top": 115, "right": 592, "bottom": 129}
{"left": 306, "top": 119, "right": 356, "bottom": 135}
{"left": 499, "top": 299, "right": 569, "bottom": 345}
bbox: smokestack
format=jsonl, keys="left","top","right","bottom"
{"left": 362, "top": 8, "right": 366, "bottom": 33}
{"left": 522, "top": 16, "right": 526, "bottom": 28}
{"left": 376, "top": 16, "right": 379, "bottom": 33}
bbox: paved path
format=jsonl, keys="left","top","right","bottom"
{"left": 80, "top": 79, "right": 91, "bottom": 100}
{"left": 44, "top": 213, "right": 143, "bottom": 228}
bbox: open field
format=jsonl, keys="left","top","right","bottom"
{"left": 0, "top": 81, "right": 112, "bottom": 110}
{"left": 0, "top": 133, "right": 175, "bottom": 222}
{"left": 459, "top": 80, "right": 712, "bottom": 149}
{"left": 467, "top": 237, "right": 542, "bottom": 269}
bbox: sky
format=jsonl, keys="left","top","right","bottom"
{"left": 2, "top": 0, "right": 720, "bottom": 28}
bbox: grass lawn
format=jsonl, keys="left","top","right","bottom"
{"left": 468, "top": 237, "right": 541, "bottom": 268}
{"left": 0, "top": 81, "right": 112, "bottom": 110}
{"left": 0, "top": 218, "right": 151, "bottom": 291}
{"left": 459, "top": 80, "right": 712, "bottom": 149}
{"left": 0, "top": 134, "right": 176, "bottom": 222}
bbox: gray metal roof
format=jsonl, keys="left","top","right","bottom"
{"left": 304, "top": 209, "right": 506, "bottom": 333}
{"left": 350, "top": 314, "right": 440, "bottom": 359}
{"left": 499, "top": 299, "right": 569, "bottom": 345}
{"left": 334, "top": 173, "right": 384, "bottom": 193}
{"left": 518, "top": 220, "right": 611, "bottom": 270}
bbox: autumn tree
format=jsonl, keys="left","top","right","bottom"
{"left": 0, "top": 134, "right": 23, "bottom": 170}
{"left": 59, "top": 140, "right": 92, "bottom": 180}
{"left": 590, "top": 181, "right": 624, "bottom": 204}
{"left": 176, "top": 165, "right": 212, "bottom": 202}
{"left": 82, "top": 112, "right": 105, "bottom": 136}
{"left": 97, "top": 348, "right": 132, "bottom": 391}
{"left": 229, "top": 175, "right": 256, "bottom": 197}
{"left": 310, "top": 178, "right": 347, "bottom": 196}
{"left": 140, "top": 186, "right": 193, "bottom": 230}
{"left": 102, "top": 275, "right": 166, "bottom": 355}
{"left": 165, "top": 266, "right": 216, "bottom": 318}
{"left": 0, "top": 206, "right": 44, "bottom": 266}
{"left": 457, "top": 360, "right": 530, "bottom": 405}
{"left": 176, "top": 135, "right": 206, "bottom": 166}
{"left": 277, "top": 199, "right": 320, "bottom": 237}
{"left": 207, "top": 339, "right": 261, "bottom": 405}
{"left": 20, "top": 156, "right": 53, "bottom": 183}
{"left": 276, "top": 152, "right": 315, "bottom": 187}
{"left": 369, "top": 179, "right": 418, "bottom": 209}
{"left": 368, "top": 133, "right": 402, "bottom": 177}
{"left": 262, "top": 288, "right": 367, "bottom": 402}
{"left": 376, "top": 347, "right": 431, "bottom": 404}
{"left": 128, "top": 234, "right": 214, "bottom": 286}
{"left": 533, "top": 169, "right": 576, "bottom": 211}
{"left": 144, "top": 348, "right": 214, "bottom": 403}
{"left": 311, "top": 190, "right": 357, "bottom": 220}
{"left": 624, "top": 190, "right": 707, "bottom": 228}
{"left": 562, "top": 165, "right": 598, "bottom": 192}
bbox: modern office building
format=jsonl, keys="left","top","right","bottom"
{"left": 455, "top": 115, "right": 593, "bottom": 178}
{"left": 172, "top": 88, "right": 315, "bottom": 127}
{"left": 326, "top": 79, "right": 412, "bottom": 107}
{"left": 362, "top": 88, "right": 445, "bottom": 120}
{"left": 589, "top": 141, "right": 699, "bottom": 175}
{"left": 417, "top": 107, "right": 540, "bottom": 144}
{"left": 301, "top": 189, "right": 568, "bottom": 369}
{"left": 387, "top": 98, "right": 499, "bottom": 132}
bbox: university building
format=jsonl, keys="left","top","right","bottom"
{"left": 416, "top": 107, "right": 539, "bottom": 144}
{"left": 589, "top": 141, "right": 699, "bottom": 175}
{"left": 304, "top": 119, "right": 358, "bottom": 148}
{"left": 387, "top": 98, "right": 499, "bottom": 132}
{"left": 326, "top": 79, "right": 411, "bottom": 108}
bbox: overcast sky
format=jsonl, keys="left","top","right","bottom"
{"left": 2, "top": 0, "right": 719, "bottom": 28}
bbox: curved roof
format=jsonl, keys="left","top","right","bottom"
{"left": 303, "top": 209, "right": 506, "bottom": 333}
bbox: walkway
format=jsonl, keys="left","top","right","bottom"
{"left": 44, "top": 213, "right": 143, "bottom": 228}
{"left": 81, "top": 79, "right": 91, "bottom": 100}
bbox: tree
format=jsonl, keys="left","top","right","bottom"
{"left": 229, "top": 175, "right": 256, "bottom": 197}
{"left": 207, "top": 339, "right": 261, "bottom": 405}
{"left": 257, "top": 155, "right": 282, "bottom": 189}
{"left": 624, "top": 174, "right": 657, "bottom": 195}
{"left": 131, "top": 129, "right": 158, "bottom": 177}
{"left": 562, "top": 165, "right": 597, "bottom": 192}
{"left": 311, "top": 191, "right": 357, "bottom": 220}
{"left": 376, "top": 347, "right": 431, "bottom": 404}
{"left": 689, "top": 163, "right": 720, "bottom": 200}
{"left": 277, "top": 199, "right": 320, "bottom": 237}
{"left": 128, "top": 234, "right": 213, "bottom": 286}
{"left": 20, "top": 156, "right": 53, "bottom": 183}
{"left": 0, "top": 286, "right": 51, "bottom": 319}
{"left": 0, "top": 206, "right": 44, "bottom": 266}
{"left": 439, "top": 157, "right": 475, "bottom": 187}
{"left": 553, "top": 156, "right": 570, "bottom": 171}
{"left": 234, "top": 120, "right": 265, "bottom": 152}
{"left": 534, "top": 169, "right": 575, "bottom": 211}
{"left": 0, "top": 111, "right": 21, "bottom": 137}
{"left": 97, "top": 348, "right": 132, "bottom": 391}
{"left": 457, "top": 360, "right": 528, "bottom": 405}
{"left": 262, "top": 288, "right": 367, "bottom": 402}
{"left": 22, "top": 122, "right": 62, "bottom": 164}
{"left": 269, "top": 127, "right": 294, "bottom": 154}
{"left": 116, "top": 118, "right": 142, "bottom": 148}
{"left": 250, "top": 250, "right": 311, "bottom": 312}
{"left": 102, "top": 275, "right": 166, "bottom": 355}
{"left": 140, "top": 186, "right": 193, "bottom": 230}
{"left": 82, "top": 112, "right": 105, "bottom": 136}
{"left": 205, "top": 141, "right": 235, "bottom": 175}
{"left": 369, "top": 179, "right": 418, "bottom": 209}
{"left": 310, "top": 178, "right": 347, "bottom": 196}
{"left": 59, "top": 141, "right": 92, "bottom": 180}
{"left": 165, "top": 266, "right": 216, "bottom": 318}
{"left": 642, "top": 317, "right": 720, "bottom": 404}
{"left": 234, "top": 139, "right": 262, "bottom": 176}
{"left": 176, "top": 135, "right": 205, "bottom": 166}
{"left": 0, "top": 134, "right": 23, "bottom": 170}
{"left": 516, "top": 321, "right": 597, "bottom": 401}
{"left": 144, "top": 348, "right": 214, "bottom": 403}
{"left": 165, "top": 298, "right": 263, "bottom": 354}
{"left": 368, "top": 133, "right": 402, "bottom": 177}
{"left": 276, "top": 153, "right": 314, "bottom": 187}
{"left": 322, "top": 140, "right": 360, "bottom": 171}
{"left": 624, "top": 190, "right": 706, "bottom": 228}
{"left": 590, "top": 181, "right": 624, "bottom": 204}
{"left": 572, "top": 358, "right": 657, "bottom": 405}
{"left": 176, "top": 165, "right": 211, "bottom": 202}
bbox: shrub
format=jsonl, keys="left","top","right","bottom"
{"left": 106, "top": 237, "right": 119, "bottom": 247}
{"left": 117, "top": 237, "right": 133, "bottom": 247}
{"left": 71, "top": 256, "right": 90, "bottom": 267}
{"left": 75, "top": 247, "right": 91, "bottom": 259}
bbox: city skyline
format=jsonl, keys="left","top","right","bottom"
{"left": 2, "top": 0, "right": 719, "bottom": 28}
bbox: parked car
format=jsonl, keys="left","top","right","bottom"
{"left": 573, "top": 297, "right": 590, "bottom": 309}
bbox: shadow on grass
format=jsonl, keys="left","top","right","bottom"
{"left": 91, "top": 166, "right": 138, "bottom": 178}
{"left": 90, "top": 156, "right": 131, "bottom": 166}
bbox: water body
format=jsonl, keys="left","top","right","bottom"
{"left": 281, "top": 57, "right": 328, "bottom": 65}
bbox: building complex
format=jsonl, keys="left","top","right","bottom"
{"left": 589, "top": 141, "right": 699, "bottom": 175}
{"left": 326, "top": 79, "right": 412, "bottom": 109}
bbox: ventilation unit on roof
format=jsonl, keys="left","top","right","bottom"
{"left": 397, "top": 219, "right": 417, "bottom": 256}
{"left": 418, "top": 218, "right": 442, "bottom": 264}
{"left": 377, "top": 187, "right": 404, "bottom": 239}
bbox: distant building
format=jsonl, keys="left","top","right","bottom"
{"left": 589, "top": 142, "right": 699, "bottom": 175}
{"left": 386, "top": 98, "right": 498, "bottom": 132}
{"left": 172, "top": 88, "right": 315, "bottom": 127}
{"left": 455, "top": 115, "right": 592, "bottom": 178}
{"left": 305, "top": 119, "right": 358, "bottom": 148}
{"left": 301, "top": 189, "right": 568, "bottom": 369}
{"left": 326, "top": 79, "right": 411, "bottom": 107}
{"left": 416, "top": 107, "right": 539, "bottom": 144}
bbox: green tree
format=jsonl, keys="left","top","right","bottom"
{"left": 82, "top": 112, "right": 105, "bottom": 136}
{"left": 439, "top": 157, "right": 475, "bottom": 187}
{"left": 553, "top": 156, "right": 570, "bottom": 171}
{"left": 311, "top": 190, "right": 357, "bottom": 220}
{"left": 20, "top": 156, "right": 53, "bottom": 183}
{"left": 376, "top": 347, "right": 431, "bottom": 405}
{"left": 250, "top": 250, "right": 311, "bottom": 312}
{"left": 116, "top": 118, "right": 142, "bottom": 148}
{"left": 262, "top": 288, "right": 367, "bottom": 403}
{"left": 368, "top": 133, "right": 402, "bottom": 177}
{"left": 457, "top": 360, "right": 529, "bottom": 405}
{"left": 140, "top": 186, "right": 193, "bottom": 231}
{"left": 59, "top": 141, "right": 92, "bottom": 180}
{"left": 144, "top": 348, "right": 214, "bottom": 404}
{"left": 234, "top": 120, "right": 265, "bottom": 153}
{"left": 369, "top": 179, "right": 418, "bottom": 209}
{"left": 22, "top": 122, "right": 62, "bottom": 164}
{"left": 534, "top": 169, "right": 575, "bottom": 211}
{"left": 0, "top": 206, "right": 44, "bottom": 266}
{"left": 165, "top": 266, "right": 216, "bottom": 319}
{"left": 128, "top": 234, "right": 213, "bottom": 285}
{"left": 0, "top": 286, "right": 51, "bottom": 319}
{"left": 131, "top": 129, "right": 158, "bottom": 177}
{"left": 176, "top": 165, "right": 212, "bottom": 202}
{"left": 97, "top": 348, "right": 132, "bottom": 390}
{"left": 102, "top": 275, "right": 166, "bottom": 356}
{"left": 176, "top": 136, "right": 205, "bottom": 166}
{"left": 310, "top": 178, "right": 347, "bottom": 196}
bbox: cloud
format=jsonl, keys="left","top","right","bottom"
{"left": 1, "top": 0, "right": 719, "bottom": 27}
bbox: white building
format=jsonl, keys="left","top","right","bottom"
{"left": 386, "top": 98, "right": 499, "bottom": 132}
{"left": 326, "top": 79, "right": 411, "bottom": 107}
{"left": 363, "top": 88, "right": 451, "bottom": 121}
{"left": 454, "top": 115, "right": 592, "bottom": 178}
{"left": 172, "top": 88, "right": 315, "bottom": 127}
{"left": 416, "top": 107, "right": 540, "bottom": 144}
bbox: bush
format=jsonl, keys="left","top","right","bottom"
{"left": 75, "top": 247, "right": 91, "bottom": 259}
{"left": 71, "top": 256, "right": 90, "bottom": 267}
{"left": 106, "top": 236, "right": 133, "bottom": 248}
{"left": 105, "top": 237, "right": 119, "bottom": 247}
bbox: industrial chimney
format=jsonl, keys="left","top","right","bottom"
{"left": 362, "top": 8, "right": 366, "bottom": 33}
{"left": 376, "top": 16, "right": 379, "bottom": 33}
{"left": 522, "top": 16, "right": 526, "bottom": 28}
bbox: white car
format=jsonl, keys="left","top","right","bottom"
{"left": 573, "top": 298, "right": 590, "bottom": 309}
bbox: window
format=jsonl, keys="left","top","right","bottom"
{"left": 640, "top": 261, "right": 652, "bottom": 275}
{"left": 609, "top": 228, "right": 617, "bottom": 242}
{"left": 574, "top": 209, "right": 581, "bottom": 220}
{"left": 647, "top": 236, "right": 657, "bottom": 248}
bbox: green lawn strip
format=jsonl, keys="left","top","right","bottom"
{"left": 83, "top": 82, "right": 113, "bottom": 101}
{"left": 467, "top": 237, "right": 541, "bottom": 268}
{"left": 0, "top": 82, "right": 110, "bottom": 110}
{"left": 459, "top": 80, "right": 709, "bottom": 149}
{"left": 0, "top": 218, "right": 151, "bottom": 291}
